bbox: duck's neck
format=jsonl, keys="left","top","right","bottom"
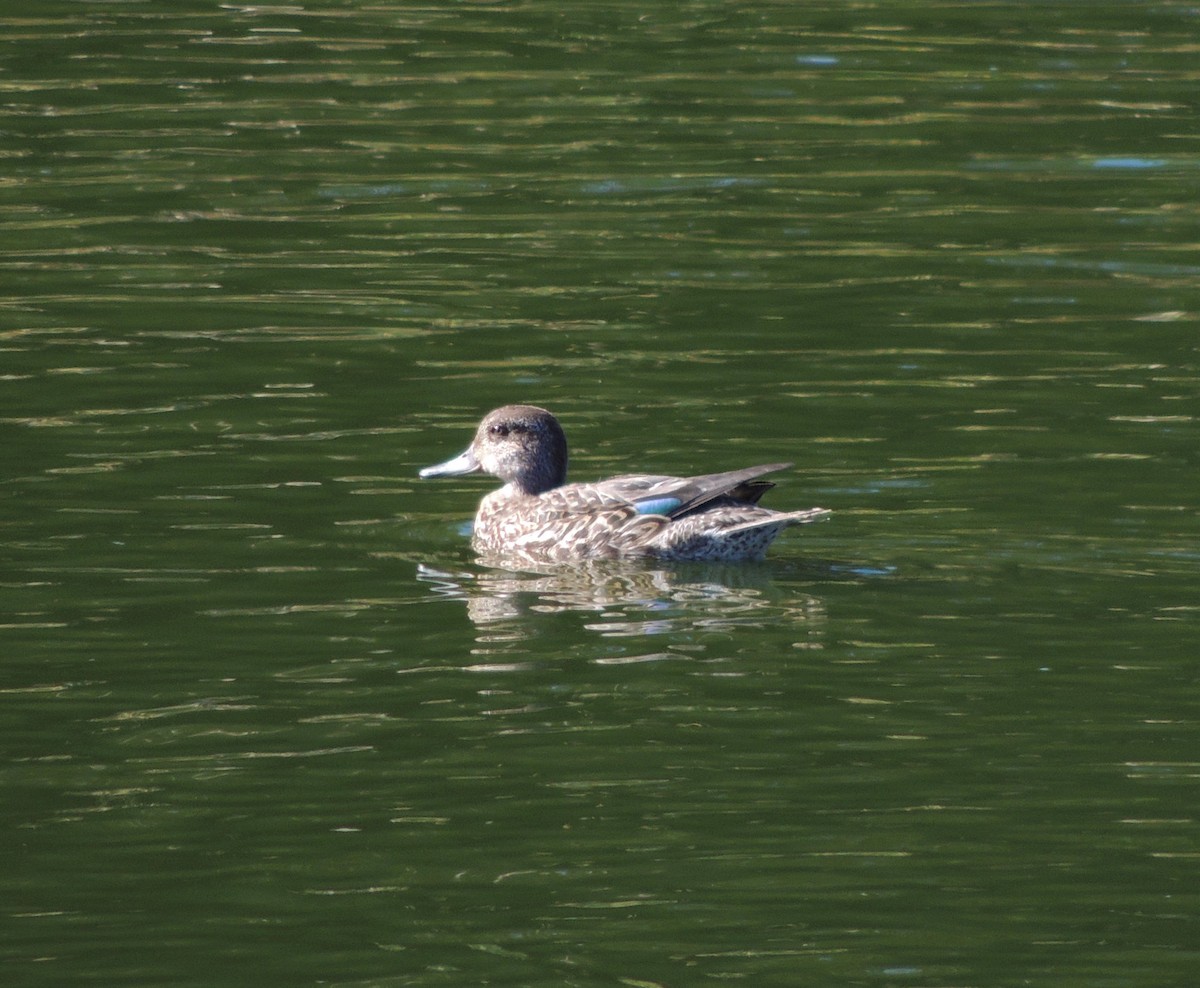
{"left": 508, "top": 434, "right": 568, "bottom": 494}
{"left": 512, "top": 459, "right": 567, "bottom": 496}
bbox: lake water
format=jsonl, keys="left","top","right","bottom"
{"left": 3, "top": 2, "right": 1199, "bottom": 985}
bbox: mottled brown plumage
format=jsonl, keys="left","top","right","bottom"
{"left": 419, "top": 405, "right": 829, "bottom": 562}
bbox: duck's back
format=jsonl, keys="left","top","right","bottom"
{"left": 470, "top": 464, "right": 808, "bottom": 562}
{"left": 473, "top": 483, "right": 667, "bottom": 561}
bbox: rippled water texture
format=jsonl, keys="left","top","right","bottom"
{"left": 3, "top": 2, "right": 1199, "bottom": 986}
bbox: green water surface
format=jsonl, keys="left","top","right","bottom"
{"left": 3, "top": 2, "right": 1199, "bottom": 986}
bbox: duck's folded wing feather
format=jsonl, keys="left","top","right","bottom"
{"left": 720, "top": 506, "right": 831, "bottom": 533}
{"left": 598, "top": 463, "right": 793, "bottom": 518}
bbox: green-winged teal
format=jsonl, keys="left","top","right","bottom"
{"left": 419, "top": 404, "right": 829, "bottom": 562}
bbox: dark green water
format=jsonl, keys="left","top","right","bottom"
{"left": 3, "top": 2, "right": 1199, "bottom": 986}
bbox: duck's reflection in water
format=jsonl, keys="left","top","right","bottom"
{"left": 416, "top": 556, "right": 827, "bottom": 641}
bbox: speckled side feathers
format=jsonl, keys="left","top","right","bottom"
{"left": 419, "top": 405, "right": 829, "bottom": 562}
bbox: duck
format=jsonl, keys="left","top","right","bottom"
{"left": 418, "top": 404, "right": 829, "bottom": 562}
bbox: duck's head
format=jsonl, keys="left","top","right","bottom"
{"left": 419, "top": 404, "right": 568, "bottom": 495}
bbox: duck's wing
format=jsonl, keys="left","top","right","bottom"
{"left": 594, "top": 463, "right": 793, "bottom": 519}
{"left": 493, "top": 486, "right": 668, "bottom": 560}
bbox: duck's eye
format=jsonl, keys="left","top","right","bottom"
{"left": 490, "top": 421, "right": 528, "bottom": 437}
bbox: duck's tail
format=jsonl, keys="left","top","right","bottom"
{"left": 723, "top": 507, "right": 830, "bottom": 534}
